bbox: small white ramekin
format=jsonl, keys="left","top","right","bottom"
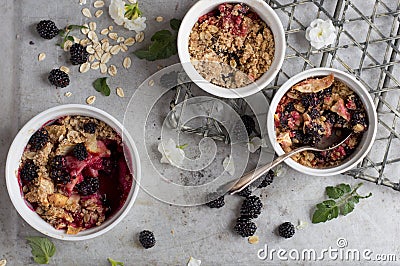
{"left": 5, "top": 104, "right": 141, "bottom": 241}
{"left": 178, "top": 0, "right": 286, "bottom": 99}
{"left": 267, "top": 68, "right": 378, "bottom": 176}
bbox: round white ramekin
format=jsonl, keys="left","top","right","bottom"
{"left": 178, "top": 0, "right": 286, "bottom": 99}
{"left": 6, "top": 104, "right": 141, "bottom": 241}
{"left": 267, "top": 68, "right": 377, "bottom": 176}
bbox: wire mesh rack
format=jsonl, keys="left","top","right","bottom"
{"left": 169, "top": 0, "right": 400, "bottom": 191}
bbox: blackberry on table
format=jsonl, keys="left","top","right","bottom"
{"left": 20, "top": 160, "right": 39, "bottom": 182}
{"left": 73, "top": 143, "right": 88, "bottom": 161}
{"left": 70, "top": 43, "right": 89, "bottom": 65}
{"left": 139, "top": 230, "right": 156, "bottom": 249}
{"left": 240, "top": 195, "right": 262, "bottom": 219}
{"left": 28, "top": 128, "right": 49, "bottom": 151}
{"left": 83, "top": 122, "right": 97, "bottom": 134}
{"left": 50, "top": 168, "right": 71, "bottom": 184}
{"left": 48, "top": 69, "right": 70, "bottom": 88}
{"left": 278, "top": 222, "right": 295, "bottom": 238}
{"left": 237, "top": 186, "right": 252, "bottom": 198}
{"left": 241, "top": 115, "right": 256, "bottom": 135}
{"left": 258, "top": 170, "right": 274, "bottom": 188}
{"left": 49, "top": 155, "right": 66, "bottom": 170}
{"left": 36, "top": 20, "right": 60, "bottom": 39}
{"left": 76, "top": 177, "right": 99, "bottom": 195}
{"left": 205, "top": 194, "right": 225, "bottom": 208}
{"left": 234, "top": 217, "right": 257, "bottom": 237}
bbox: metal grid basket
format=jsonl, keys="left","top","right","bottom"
{"left": 170, "top": 0, "right": 400, "bottom": 191}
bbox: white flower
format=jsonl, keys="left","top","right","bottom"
{"left": 295, "top": 220, "right": 308, "bottom": 230}
{"left": 247, "top": 137, "right": 268, "bottom": 153}
{"left": 222, "top": 156, "right": 235, "bottom": 176}
{"left": 124, "top": 16, "right": 147, "bottom": 32}
{"left": 158, "top": 138, "right": 185, "bottom": 167}
{"left": 109, "top": 0, "right": 147, "bottom": 32}
{"left": 305, "top": 19, "right": 337, "bottom": 49}
{"left": 187, "top": 257, "right": 201, "bottom": 266}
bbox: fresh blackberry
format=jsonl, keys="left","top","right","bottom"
{"left": 70, "top": 43, "right": 89, "bottom": 65}
{"left": 278, "top": 222, "right": 295, "bottom": 238}
{"left": 49, "top": 155, "right": 66, "bottom": 170}
{"left": 28, "top": 128, "right": 49, "bottom": 151}
{"left": 237, "top": 186, "right": 252, "bottom": 197}
{"left": 284, "top": 102, "right": 295, "bottom": 114}
{"left": 258, "top": 170, "right": 274, "bottom": 188}
{"left": 234, "top": 217, "right": 257, "bottom": 237}
{"left": 309, "top": 109, "right": 320, "bottom": 119}
{"left": 350, "top": 111, "right": 367, "bottom": 127}
{"left": 324, "top": 111, "right": 338, "bottom": 124}
{"left": 83, "top": 122, "right": 96, "bottom": 134}
{"left": 241, "top": 115, "right": 255, "bottom": 135}
{"left": 240, "top": 195, "right": 262, "bottom": 219}
{"left": 76, "top": 177, "right": 99, "bottom": 195}
{"left": 205, "top": 194, "right": 225, "bottom": 208}
{"left": 36, "top": 20, "right": 60, "bottom": 39}
{"left": 139, "top": 230, "right": 156, "bottom": 249}
{"left": 20, "top": 160, "right": 39, "bottom": 182}
{"left": 301, "top": 93, "right": 321, "bottom": 110}
{"left": 73, "top": 143, "right": 88, "bottom": 161}
{"left": 50, "top": 169, "right": 71, "bottom": 184}
{"left": 48, "top": 69, "right": 70, "bottom": 88}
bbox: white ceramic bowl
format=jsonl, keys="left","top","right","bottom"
{"left": 267, "top": 68, "right": 377, "bottom": 176}
{"left": 5, "top": 104, "right": 141, "bottom": 241}
{"left": 178, "top": 0, "right": 286, "bottom": 99}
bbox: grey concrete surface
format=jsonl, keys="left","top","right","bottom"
{"left": 1, "top": 0, "right": 400, "bottom": 265}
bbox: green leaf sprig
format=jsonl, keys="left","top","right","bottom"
{"left": 58, "top": 25, "right": 88, "bottom": 49}
{"left": 133, "top": 19, "right": 182, "bottom": 61}
{"left": 26, "top": 236, "right": 56, "bottom": 264}
{"left": 108, "top": 257, "right": 124, "bottom": 266}
{"left": 312, "top": 183, "right": 372, "bottom": 224}
{"left": 93, "top": 77, "right": 111, "bottom": 96}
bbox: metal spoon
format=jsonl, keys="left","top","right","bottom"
{"left": 228, "top": 129, "right": 353, "bottom": 194}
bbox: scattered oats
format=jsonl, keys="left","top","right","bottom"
{"left": 101, "top": 38, "right": 109, "bottom": 44}
{"left": 120, "top": 43, "right": 128, "bottom": 52}
{"left": 89, "top": 22, "right": 97, "bottom": 31}
{"left": 82, "top": 7, "right": 92, "bottom": 18}
{"left": 79, "top": 62, "right": 90, "bottom": 73}
{"left": 117, "top": 36, "right": 125, "bottom": 43}
{"left": 100, "top": 28, "right": 109, "bottom": 35}
{"left": 157, "top": 65, "right": 163, "bottom": 70}
{"left": 123, "top": 57, "right": 132, "bottom": 69}
{"left": 94, "top": 52, "right": 101, "bottom": 60}
{"left": 60, "top": 66, "right": 70, "bottom": 74}
{"left": 88, "top": 31, "right": 98, "bottom": 42}
{"left": 248, "top": 235, "right": 259, "bottom": 245}
{"left": 94, "top": 9, "right": 104, "bottom": 18}
{"left": 116, "top": 87, "right": 125, "bottom": 97}
{"left": 88, "top": 55, "right": 95, "bottom": 62}
{"left": 38, "top": 53, "right": 46, "bottom": 61}
{"left": 93, "top": 42, "right": 101, "bottom": 51}
{"left": 148, "top": 79, "right": 155, "bottom": 86}
{"left": 0, "top": 259, "right": 7, "bottom": 266}
{"left": 80, "top": 38, "right": 90, "bottom": 46}
{"left": 73, "top": 36, "right": 80, "bottom": 43}
{"left": 124, "top": 37, "right": 135, "bottom": 46}
{"left": 108, "top": 25, "right": 114, "bottom": 31}
{"left": 86, "top": 45, "right": 95, "bottom": 54}
{"left": 63, "top": 40, "right": 73, "bottom": 51}
{"left": 86, "top": 95, "right": 96, "bottom": 105}
{"left": 135, "top": 31, "right": 145, "bottom": 42}
{"left": 79, "top": 0, "right": 87, "bottom": 5}
{"left": 105, "top": 45, "right": 111, "bottom": 53}
{"left": 108, "top": 32, "right": 118, "bottom": 40}
{"left": 100, "top": 52, "right": 111, "bottom": 64}
{"left": 101, "top": 42, "right": 110, "bottom": 51}
{"left": 64, "top": 92, "right": 72, "bottom": 97}
{"left": 110, "top": 45, "right": 120, "bottom": 55}
{"left": 91, "top": 61, "right": 100, "bottom": 69}
{"left": 156, "top": 16, "right": 164, "bottom": 22}
{"left": 108, "top": 64, "right": 117, "bottom": 76}
{"left": 93, "top": 0, "right": 104, "bottom": 8}
{"left": 81, "top": 23, "right": 89, "bottom": 34}
{"left": 100, "top": 63, "right": 107, "bottom": 74}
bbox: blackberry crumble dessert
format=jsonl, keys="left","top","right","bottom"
{"left": 189, "top": 3, "right": 275, "bottom": 88}
{"left": 18, "top": 116, "right": 133, "bottom": 234}
{"left": 274, "top": 74, "right": 369, "bottom": 168}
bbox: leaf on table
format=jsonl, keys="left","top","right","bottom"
{"left": 108, "top": 257, "right": 124, "bottom": 266}
{"left": 93, "top": 77, "right": 111, "bottom": 96}
{"left": 170, "top": 18, "right": 182, "bottom": 31}
{"left": 26, "top": 236, "right": 56, "bottom": 264}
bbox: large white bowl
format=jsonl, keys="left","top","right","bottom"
{"left": 178, "top": 0, "right": 286, "bottom": 99}
{"left": 5, "top": 104, "right": 141, "bottom": 241}
{"left": 267, "top": 68, "right": 378, "bottom": 176}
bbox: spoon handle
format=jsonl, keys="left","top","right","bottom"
{"left": 229, "top": 146, "right": 310, "bottom": 194}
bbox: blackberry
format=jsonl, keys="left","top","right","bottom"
{"left": 205, "top": 194, "right": 225, "bottom": 208}
{"left": 234, "top": 217, "right": 257, "bottom": 237}
{"left": 324, "top": 111, "right": 338, "bottom": 124}
{"left": 241, "top": 115, "right": 255, "bottom": 135}
{"left": 240, "top": 195, "right": 262, "bottom": 219}
{"left": 28, "top": 128, "right": 49, "bottom": 151}
{"left": 70, "top": 43, "right": 89, "bottom": 65}
{"left": 278, "top": 222, "right": 295, "bottom": 238}
{"left": 284, "top": 102, "right": 295, "bottom": 114}
{"left": 350, "top": 111, "right": 367, "bottom": 127}
{"left": 291, "top": 130, "right": 305, "bottom": 145}
{"left": 301, "top": 93, "right": 321, "bottom": 110}
{"left": 309, "top": 109, "right": 320, "bottom": 119}
{"left": 73, "top": 143, "right": 88, "bottom": 161}
{"left": 83, "top": 122, "right": 96, "bottom": 134}
{"left": 36, "top": 20, "right": 60, "bottom": 39}
{"left": 237, "top": 186, "right": 252, "bottom": 197}
{"left": 48, "top": 69, "right": 70, "bottom": 88}
{"left": 76, "top": 177, "right": 99, "bottom": 195}
{"left": 49, "top": 155, "right": 66, "bottom": 170}
{"left": 258, "top": 170, "right": 274, "bottom": 188}
{"left": 20, "top": 160, "right": 39, "bottom": 182}
{"left": 139, "top": 230, "right": 156, "bottom": 249}
{"left": 50, "top": 169, "right": 71, "bottom": 184}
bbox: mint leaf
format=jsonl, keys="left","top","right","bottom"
{"left": 340, "top": 201, "right": 355, "bottom": 216}
{"left": 26, "top": 237, "right": 56, "bottom": 264}
{"left": 170, "top": 18, "right": 182, "bottom": 31}
{"left": 93, "top": 77, "right": 111, "bottom": 96}
{"left": 338, "top": 183, "right": 351, "bottom": 193}
{"left": 66, "top": 24, "right": 88, "bottom": 31}
{"left": 326, "top": 186, "right": 344, "bottom": 199}
{"left": 108, "top": 258, "right": 124, "bottom": 266}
